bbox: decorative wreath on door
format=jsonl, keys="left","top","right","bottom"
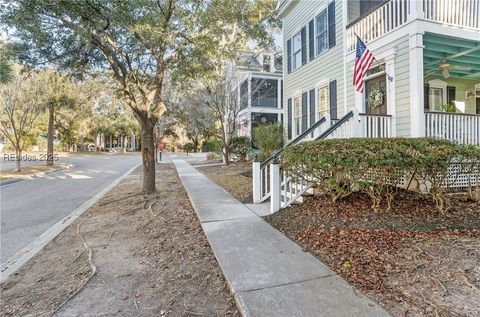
{"left": 366, "top": 88, "right": 385, "bottom": 108}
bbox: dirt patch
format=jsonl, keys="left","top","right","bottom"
{"left": 197, "top": 162, "right": 252, "bottom": 204}
{"left": 1, "top": 164, "right": 239, "bottom": 317}
{"left": 265, "top": 193, "right": 480, "bottom": 317}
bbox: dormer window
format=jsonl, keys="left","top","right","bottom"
{"left": 263, "top": 55, "right": 271, "bottom": 72}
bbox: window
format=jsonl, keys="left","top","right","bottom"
{"left": 317, "top": 86, "right": 329, "bottom": 118}
{"left": 251, "top": 78, "right": 278, "bottom": 108}
{"left": 263, "top": 55, "right": 271, "bottom": 72}
{"left": 429, "top": 87, "right": 444, "bottom": 111}
{"left": 294, "top": 96, "right": 301, "bottom": 136}
{"left": 315, "top": 10, "right": 328, "bottom": 56}
{"left": 292, "top": 31, "right": 302, "bottom": 70}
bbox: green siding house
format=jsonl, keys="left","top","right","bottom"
{"left": 277, "top": 0, "right": 480, "bottom": 144}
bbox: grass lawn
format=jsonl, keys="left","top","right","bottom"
{"left": 200, "top": 161, "right": 480, "bottom": 317}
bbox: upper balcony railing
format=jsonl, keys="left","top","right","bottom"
{"left": 252, "top": 96, "right": 278, "bottom": 108}
{"left": 346, "top": 0, "right": 480, "bottom": 52}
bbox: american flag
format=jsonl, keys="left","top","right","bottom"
{"left": 353, "top": 37, "right": 375, "bottom": 93}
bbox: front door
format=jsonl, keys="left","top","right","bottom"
{"left": 476, "top": 97, "right": 480, "bottom": 114}
{"left": 365, "top": 75, "right": 387, "bottom": 115}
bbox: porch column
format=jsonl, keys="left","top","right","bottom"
{"left": 247, "top": 76, "right": 253, "bottom": 137}
{"left": 252, "top": 161, "right": 262, "bottom": 204}
{"left": 247, "top": 75, "right": 252, "bottom": 108}
{"left": 270, "top": 162, "right": 281, "bottom": 214}
{"left": 408, "top": 0, "right": 424, "bottom": 21}
{"left": 247, "top": 111, "right": 252, "bottom": 137}
{"left": 385, "top": 51, "right": 397, "bottom": 137}
{"left": 409, "top": 31, "right": 425, "bottom": 137}
{"left": 131, "top": 134, "right": 136, "bottom": 151}
{"left": 277, "top": 78, "right": 282, "bottom": 109}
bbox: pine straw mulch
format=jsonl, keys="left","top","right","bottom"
{"left": 265, "top": 192, "right": 480, "bottom": 317}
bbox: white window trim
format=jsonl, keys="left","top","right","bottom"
{"left": 428, "top": 79, "right": 447, "bottom": 112}
{"left": 291, "top": 31, "right": 302, "bottom": 71}
{"left": 293, "top": 95, "right": 302, "bottom": 137}
{"left": 316, "top": 84, "right": 330, "bottom": 122}
{"left": 315, "top": 9, "right": 329, "bottom": 57}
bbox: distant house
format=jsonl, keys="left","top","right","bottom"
{"left": 227, "top": 48, "right": 283, "bottom": 139}
{"left": 276, "top": 0, "right": 479, "bottom": 144}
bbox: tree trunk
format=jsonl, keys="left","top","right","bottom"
{"left": 141, "top": 120, "right": 156, "bottom": 194}
{"left": 47, "top": 105, "right": 54, "bottom": 166}
{"left": 15, "top": 145, "right": 21, "bottom": 172}
{"left": 193, "top": 137, "right": 199, "bottom": 153}
{"left": 80, "top": 135, "right": 85, "bottom": 151}
{"left": 223, "top": 146, "right": 230, "bottom": 166}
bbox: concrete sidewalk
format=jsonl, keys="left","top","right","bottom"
{"left": 173, "top": 159, "right": 390, "bottom": 317}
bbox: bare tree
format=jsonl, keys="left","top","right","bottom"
{"left": 193, "top": 72, "right": 275, "bottom": 165}
{"left": 0, "top": 70, "right": 46, "bottom": 171}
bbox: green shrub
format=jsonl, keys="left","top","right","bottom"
{"left": 281, "top": 138, "right": 480, "bottom": 213}
{"left": 203, "top": 139, "right": 221, "bottom": 152}
{"left": 229, "top": 136, "right": 250, "bottom": 161}
{"left": 183, "top": 142, "right": 195, "bottom": 153}
{"left": 253, "top": 123, "right": 284, "bottom": 161}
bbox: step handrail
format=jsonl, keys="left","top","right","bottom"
{"left": 260, "top": 116, "right": 327, "bottom": 168}
{"left": 315, "top": 110, "right": 354, "bottom": 140}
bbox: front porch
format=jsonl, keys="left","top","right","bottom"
{"left": 344, "top": 0, "right": 479, "bottom": 145}
{"left": 422, "top": 33, "right": 480, "bottom": 145}
{"left": 352, "top": 32, "right": 480, "bottom": 145}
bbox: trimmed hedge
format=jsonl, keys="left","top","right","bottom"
{"left": 281, "top": 138, "right": 480, "bottom": 212}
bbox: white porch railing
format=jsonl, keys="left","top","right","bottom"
{"left": 359, "top": 113, "right": 393, "bottom": 138}
{"left": 423, "top": 0, "right": 480, "bottom": 30}
{"left": 279, "top": 167, "right": 311, "bottom": 209}
{"left": 346, "top": 0, "right": 480, "bottom": 51}
{"left": 347, "top": 0, "right": 410, "bottom": 51}
{"left": 253, "top": 110, "right": 397, "bottom": 212}
{"left": 252, "top": 116, "right": 328, "bottom": 204}
{"left": 425, "top": 111, "right": 480, "bottom": 146}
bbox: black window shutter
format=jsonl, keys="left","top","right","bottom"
{"left": 280, "top": 80, "right": 283, "bottom": 108}
{"left": 309, "top": 89, "right": 315, "bottom": 126}
{"left": 308, "top": 20, "right": 314, "bottom": 60}
{"left": 301, "top": 27, "right": 307, "bottom": 65}
{"left": 424, "top": 83, "right": 430, "bottom": 111}
{"left": 287, "top": 98, "right": 292, "bottom": 139}
{"left": 287, "top": 39, "right": 292, "bottom": 73}
{"left": 328, "top": 2, "right": 336, "bottom": 48}
{"left": 447, "top": 86, "right": 456, "bottom": 106}
{"left": 302, "top": 92, "right": 308, "bottom": 132}
{"left": 329, "top": 80, "right": 337, "bottom": 120}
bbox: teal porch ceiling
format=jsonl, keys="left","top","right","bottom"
{"left": 423, "top": 33, "right": 480, "bottom": 80}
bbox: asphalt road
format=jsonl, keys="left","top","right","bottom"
{"left": 0, "top": 154, "right": 141, "bottom": 262}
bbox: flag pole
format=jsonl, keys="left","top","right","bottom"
{"left": 354, "top": 32, "right": 393, "bottom": 81}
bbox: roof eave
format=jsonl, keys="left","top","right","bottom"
{"left": 275, "top": 0, "right": 296, "bottom": 19}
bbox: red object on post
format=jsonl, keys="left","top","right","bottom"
{"left": 157, "top": 142, "right": 165, "bottom": 150}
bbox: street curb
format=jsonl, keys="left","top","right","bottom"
{"left": 0, "top": 162, "right": 141, "bottom": 282}
{"left": 0, "top": 178, "right": 22, "bottom": 186}
{"left": 0, "top": 164, "right": 74, "bottom": 187}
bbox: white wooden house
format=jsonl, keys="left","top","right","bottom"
{"left": 252, "top": 0, "right": 480, "bottom": 213}
{"left": 227, "top": 48, "right": 284, "bottom": 139}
